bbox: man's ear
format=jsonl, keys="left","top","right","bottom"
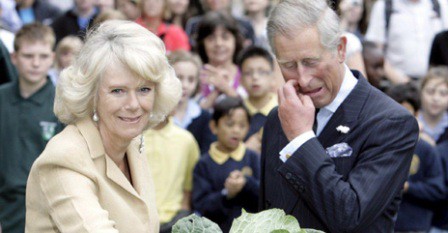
{"left": 337, "top": 35, "right": 347, "bottom": 63}
{"left": 209, "top": 120, "right": 218, "bottom": 135}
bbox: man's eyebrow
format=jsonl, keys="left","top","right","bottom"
{"left": 276, "top": 59, "right": 293, "bottom": 64}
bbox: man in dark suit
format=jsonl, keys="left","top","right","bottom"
{"left": 259, "top": 0, "right": 420, "bottom": 232}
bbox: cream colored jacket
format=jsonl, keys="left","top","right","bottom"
{"left": 25, "top": 118, "right": 159, "bottom": 233}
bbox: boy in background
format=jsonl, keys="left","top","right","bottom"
{"left": 387, "top": 83, "right": 445, "bottom": 233}
{"left": 192, "top": 96, "right": 259, "bottom": 233}
{"left": 237, "top": 46, "right": 277, "bottom": 154}
{"left": 0, "top": 22, "right": 63, "bottom": 233}
{"left": 143, "top": 117, "right": 200, "bottom": 233}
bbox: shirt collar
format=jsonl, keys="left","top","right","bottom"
{"left": 173, "top": 100, "right": 201, "bottom": 129}
{"left": 11, "top": 78, "right": 53, "bottom": 105}
{"left": 244, "top": 93, "right": 278, "bottom": 116}
{"left": 323, "top": 65, "right": 358, "bottom": 113}
{"left": 209, "top": 142, "right": 246, "bottom": 165}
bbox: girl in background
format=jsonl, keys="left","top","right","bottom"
{"left": 136, "top": 0, "right": 190, "bottom": 53}
{"left": 242, "top": 0, "right": 270, "bottom": 50}
{"left": 195, "top": 11, "right": 246, "bottom": 110}
{"left": 418, "top": 66, "right": 448, "bottom": 145}
{"left": 169, "top": 50, "right": 216, "bottom": 154}
{"left": 48, "top": 35, "right": 83, "bottom": 85}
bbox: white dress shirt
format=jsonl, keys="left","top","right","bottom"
{"left": 279, "top": 65, "right": 358, "bottom": 162}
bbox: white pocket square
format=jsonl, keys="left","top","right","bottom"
{"left": 326, "top": 142, "right": 353, "bottom": 158}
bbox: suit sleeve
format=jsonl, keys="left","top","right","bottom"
{"left": 35, "top": 154, "right": 119, "bottom": 233}
{"left": 278, "top": 115, "right": 419, "bottom": 233}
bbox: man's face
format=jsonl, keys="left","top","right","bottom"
{"left": 274, "top": 27, "right": 346, "bottom": 108}
{"left": 12, "top": 41, "right": 54, "bottom": 87}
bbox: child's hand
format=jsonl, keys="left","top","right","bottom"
{"left": 200, "top": 64, "right": 232, "bottom": 94}
{"left": 224, "top": 170, "right": 247, "bottom": 199}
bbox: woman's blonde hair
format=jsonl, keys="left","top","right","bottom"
{"left": 54, "top": 20, "right": 181, "bottom": 127}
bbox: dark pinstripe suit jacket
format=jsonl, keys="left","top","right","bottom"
{"left": 260, "top": 71, "right": 419, "bottom": 233}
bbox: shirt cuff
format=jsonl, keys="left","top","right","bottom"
{"left": 279, "top": 131, "right": 315, "bottom": 162}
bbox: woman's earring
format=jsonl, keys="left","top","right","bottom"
{"left": 93, "top": 110, "right": 99, "bottom": 122}
{"left": 139, "top": 135, "right": 144, "bottom": 154}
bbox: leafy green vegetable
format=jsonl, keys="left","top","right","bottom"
{"left": 171, "top": 209, "right": 325, "bottom": 233}
{"left": 171, "top": 214, "right": 223, "bottom": 233}
{"left": 230, "top": 209, "right": 301, "bottom": 233}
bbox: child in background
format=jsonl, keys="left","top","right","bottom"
{"left": 237, "top": 46, "right": 277, "bottom": 154}
{"left": 48, "top": 35, "right": 83, "bottom": 85}
{"left": 362, "top": 41, "right": 388, "bottom": 92}
{"left": 387, "top": 83, "right": 445, "bottom": 233}
{"left": 0, "top": 22, "right": 63, "bottom": 233}
{"left": 192, "top": 96, "right": 259, "bottom": 233}
{"left": 196, "top": 11, "right": 247, "bottom": 110}
{"left": 169, "top": 50, "right": 216, "bottom": 154}
{"left": 143, "top": 117, "right": 200, "bottom": 233}
{"left": 136, "top": 0, "right": 190, "bottom": 53}
{"left": 418, "top": 66, "right": 448, "bottom": 145}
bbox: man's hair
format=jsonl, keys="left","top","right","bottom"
{"left": 236, "top": 46, "right": 274, "bottom": 70}
{"left": 387, "top": 83, "right": 420, "bottom": 112}
{"left": 267, "top": 0, "right": 341, "bottom": 55}
{"left": 14, "top": 22, "right": 56, "bottom": 51}
{"left": 212, "top": 96, "right": 251, "bottom": 124}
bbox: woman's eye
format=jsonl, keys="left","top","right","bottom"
{"left": 111, "top": 89, "right": 124, "bottom": 94}
{"left": 140, "top": 87, "right": 152, "bottom": 93}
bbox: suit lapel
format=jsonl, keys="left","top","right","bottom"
{"left": 318, "top": 73, "right": 370, "bottom": 148}
{"left": 126, "top": 138, "right": 145, "bottom": 196}
{"left": 76, "top": 118, "right": 144, "bottom": 201}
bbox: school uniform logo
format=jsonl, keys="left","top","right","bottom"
{"left": 241, "top": 166, "right": 253, "bottom": 177}
{"left": 40, "top": 121, "right": 57, "bottom": 141}
{"left": 409, "top": 154, "right": 420, "bottom": 176}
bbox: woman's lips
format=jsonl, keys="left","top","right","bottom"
{"left": 119, "top": 116, "right": 141, "bottom": 123}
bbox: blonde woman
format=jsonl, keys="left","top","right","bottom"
{"left": 25, "top": 20, "right": 181, "bottom": 233}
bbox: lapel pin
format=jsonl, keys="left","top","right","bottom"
{"left": 336, "top": 125, "right": 350, "bottom": 134}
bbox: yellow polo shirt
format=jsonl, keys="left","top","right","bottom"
{"left": 143, "top": 119, "right": 200, "bottom": 223}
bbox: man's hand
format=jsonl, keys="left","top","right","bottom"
{"left": 278, "top": 79, "right": 316, "bottom": 141}
{"left": 224, "top": 170, "right": 246, "bottom": 199}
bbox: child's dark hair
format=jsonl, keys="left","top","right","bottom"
{"left": 387, "top": 83, "right": 420, "bottom": 112}
{"left": 212, "top": 96, "right": 251, "bottom": 123}
{"left": 236, "top": 46, "right": 274, "bottom": 69}
{"left": 195, "top": 11, "right": 244, "bottom": 64}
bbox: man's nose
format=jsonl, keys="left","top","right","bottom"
{"left": 296, "top": 65, "right": 312, "bottom": 87}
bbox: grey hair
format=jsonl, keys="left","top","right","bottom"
{"left": 267, "top": 0, "right": 341, "bottom": 55}
{"left": 54, "top": 20, "right": 181, "bottom": 127}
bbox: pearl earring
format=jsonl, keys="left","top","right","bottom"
{"left": 93, "top": 111, "right": 99, "bottom": 122}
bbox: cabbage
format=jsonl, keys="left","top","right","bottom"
{"left": 171, "top": 209, "right": 325, "bottom": 233}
